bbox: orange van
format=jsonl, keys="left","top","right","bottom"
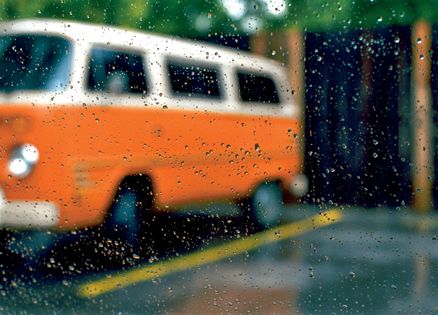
{"left": 0, "top": 19, "right": 307, "bottom": 254}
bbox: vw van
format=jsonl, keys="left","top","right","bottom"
{"left": 0, "top": 19, "right": 307, "bottom": 257}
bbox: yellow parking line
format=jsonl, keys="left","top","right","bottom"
{"left": 78, "top": 208, "right": 343, "bottom": 298}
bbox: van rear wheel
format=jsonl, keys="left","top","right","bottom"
{"left": 241, "top": 182, "right": 284, "bottom": 231}
{"left": 105, "top": 179, "right": 152, "bottom": 257}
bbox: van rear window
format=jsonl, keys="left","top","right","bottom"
{"left": 237, "top": 72, "right": 280, "bottom": 104}
{"left": 167, "top": 62, "right": 221, "bottom": 98}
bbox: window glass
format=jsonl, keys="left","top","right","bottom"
{"left": 5, "top": 4, "right": 437, "bottom": 315}
{"left": 167, "top": 61, "right": 221, "bottom": 98}
{"left": 87, "top": 47, "right": 147, "bottom": 94}
{"left": 237, "top": 72, "right": 280, "bottom": 104}
{"left": 0, "top": 34, "right": 71, "bottom": 92}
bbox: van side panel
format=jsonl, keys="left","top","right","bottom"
{"left": 0, "top": 105, "right": 301, "bottom": 230}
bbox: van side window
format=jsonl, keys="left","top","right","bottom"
{"left": 167, "top": 62, "right": 221, "bottom": 98}
{"left": 237, "top": 72, "right": 280, "bottom": 104}
{"left": 87, "top": 47, "right": 147, "bottom": 94}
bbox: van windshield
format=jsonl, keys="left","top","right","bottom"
{"left": 0, "top": 34, "right": 72, "bottom": 92}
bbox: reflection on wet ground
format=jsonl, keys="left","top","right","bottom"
{"left": 0, "top": 205, "right": 437, "bottom": 314}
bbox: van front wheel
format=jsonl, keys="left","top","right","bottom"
{"left": 106, "top": 180, "right": 152, "bottom": 256}
{"left": 241, "top": 182, "right": 284, "bottom": 231}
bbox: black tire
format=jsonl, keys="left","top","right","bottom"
{"left": 241, "top": 182, "right": 284, "bottom": 231}
{"left": 105, "top": 179, "right": 152, "bottom": 255}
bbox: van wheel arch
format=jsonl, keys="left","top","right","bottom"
{"left": 112, "top": 173, "right": 155, "bottom": 208}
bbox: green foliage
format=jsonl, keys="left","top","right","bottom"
{"left": 0, "top": 0, "right": 235, "bottom": 37}
{"left": 0, "top": 0, "right": 437, "bottom": 36}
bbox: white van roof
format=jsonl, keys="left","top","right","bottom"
{"left": 0, "top": 19, "right": 282, "bottom": 72}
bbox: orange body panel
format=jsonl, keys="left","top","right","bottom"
{"left": 0, "top": 105, "right": 301, "bottom": 230}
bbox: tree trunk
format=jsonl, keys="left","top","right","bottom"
{"left": 412, "top": 19, "right": 434, "bottom": 212}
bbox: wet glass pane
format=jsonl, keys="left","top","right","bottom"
{"left": 0, "top": 2, "right": 437, "bottom": 314}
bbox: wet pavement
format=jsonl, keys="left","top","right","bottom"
{"left": 1, "top": 205, "right": 437, "bottom": 314}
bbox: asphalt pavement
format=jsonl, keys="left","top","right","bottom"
{"left": 0, "top": 205, "right": 437, "bottom": 314}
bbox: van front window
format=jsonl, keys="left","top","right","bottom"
{"left": 0, "top": 34, "right": 72, "bottom": 92}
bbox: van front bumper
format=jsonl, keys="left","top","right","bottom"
{"left": 0, "top": 188, "right": 59, "bottom": 229}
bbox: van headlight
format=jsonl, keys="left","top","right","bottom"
{"left": 8, "top": 144, "right": 39, "bottom": 177}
